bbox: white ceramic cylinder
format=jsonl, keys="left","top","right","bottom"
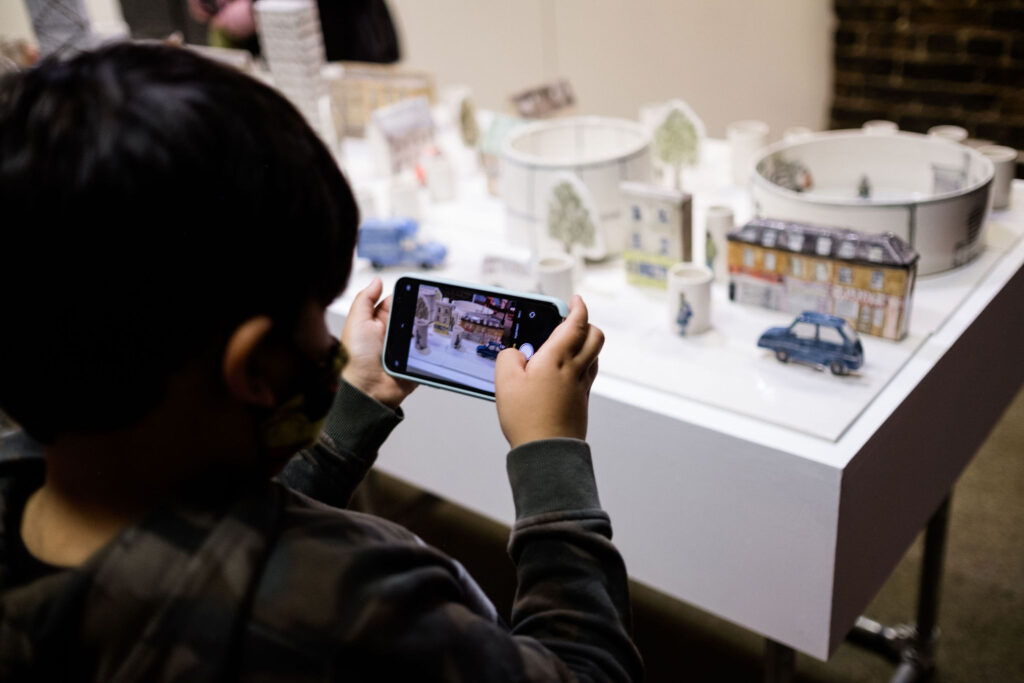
{"left": 727, "top": 120, "right": 769, "bottom": 187}
{"left": 978, "top": 145, "right": 1018, "bottom": 210}
{"left": 354, "top": 186, "right": 379, "bottom": 221}
{"left": 783, "top": 126, "right": 814, "bottom": 143}
{"left": 425, "top": 155, "right": 457, "bottom": 203}
{"left": 535, "top": 253, "right": 576, "bottom": 304}
{"left": 928, "top": 125, "right": 968, "bottom": 143}
{"left": 704, "top": 205, "right": 735, "bottom": 284}
{"left": 389, "top": 174, "right": 422, "bottom": 222}
{"left": 667, "top": 263, "right": 713, "bottom": 335}
{"left": 862, "top": 120, "right": 898, "bottom": 135}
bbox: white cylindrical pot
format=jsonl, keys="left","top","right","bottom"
{"left": 501, "top": 117, "right": 651, "bottom": 260}
{"left": 704, "top": 205, "right": 735, "bottom": 284}
{"left": 667, "top": 263, "right": 713, "bottom": 335}
{"left": 535, "top": 253, "right": 577, "bottom": 304}
{"left": 389, "top": 174, "right": 422, "bottom": 222}
{"left": 727, "top": 119, "right": 769, "bottom": 187}
{"left": 978, "top": 145, "right": 1017, "bottom": 210}
{"left": 751, "top": 130, "right": 995, "bottom": 275}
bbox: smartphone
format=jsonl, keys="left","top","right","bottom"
{"left": 383, "top": 274, "right": 569, "bottom": 400}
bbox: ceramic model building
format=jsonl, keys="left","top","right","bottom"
{"left": 621, "top": 181, "right": 692, "bottom": 288}
{"left": 331, "top": 62, "right": 435, "bottom": 137}
{"left": 254, "top": 0, "right": 326, "bottom": 136}
{"left": 727, "top": 218, "right": 919, "bottom": 341}
{"left": 509, "top": 79, "right": 576, "bottom": 119}
{"left": 367, "top": 96, "right": 435, "bottom": 176}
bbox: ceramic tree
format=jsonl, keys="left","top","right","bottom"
{"left": 459, "top": 97, "right": 480, "bottom": 147}
{"left": 547, "top": 180, "right": 596, "bottom": 257}
{"left": 653, "top": 107, "right": 699, "bottom": 191}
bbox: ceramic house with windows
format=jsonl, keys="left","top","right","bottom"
{"left": 367, "top": 96, "right": 435, "bottom": 176}
{"left": 727, "top": 218, "right": 918, "bottom": 340}
{"left": 620, "top": 182, "right": 692, "bottom": 288}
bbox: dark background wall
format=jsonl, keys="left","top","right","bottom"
{"left": 830, "top": 0, "right": 1023, "bottom": 177}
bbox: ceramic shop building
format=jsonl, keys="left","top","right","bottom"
{"left": 727, "top": 218, "right": 919, "bottom": 341}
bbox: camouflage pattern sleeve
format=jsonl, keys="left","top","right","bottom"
{"left": 275, "top": 379, "right": 403, "bottom": 508}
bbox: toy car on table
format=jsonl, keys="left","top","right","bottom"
{"left": 757, "top": 311, "right": 864, "bottom": 376}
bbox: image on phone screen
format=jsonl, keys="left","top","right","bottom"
{"left": 384, "top": 277, "right": 565, "bottom": 398}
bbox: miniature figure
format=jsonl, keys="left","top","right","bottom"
{"left": 459, "top": 97, "right": 480, "bottom": 147}
{"left": 620, "top": 181, "right": 692, "bottom": 288}
{"left": 357, "top": 217, "right": 446, "bottom": 270}
{"left": 727, "top": 218, "right": 918, "bottom": 341}
{"left": 675, "top": 293, "right": 693, "bottom": 336}
{"left": 857, "top": 175, "right": 871, "bottom": 199}
{"left": 757, "top": 311, "right": 864, "bottom": 376}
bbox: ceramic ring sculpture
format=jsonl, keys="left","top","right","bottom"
{"left": 501, "top": 116, "right": 651, "bottom": 261}
{"left": 751, "top": 130, "right": 994, "bottom": 275}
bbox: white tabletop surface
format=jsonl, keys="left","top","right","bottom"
{"left": 327, "top": 125, "right": 1024, "bottom": 659}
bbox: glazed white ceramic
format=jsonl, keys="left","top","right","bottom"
{"left": 535, "top": 253, "right": 577, "bottom": 303}
{"left": 928, "top": 125, "right": 968, "bottom": 143}
{"left": 751, "top": 130, "right": 995, "bottom": 275}
{"left": 501, "top": 117, "right": 651, "bottom": 260}
{"left": 727, "top": 119, "right": 770, "bottom": 187}
{"left": 978, "top": 145, "right": 1018, "bottom": 210}
{"left": 862, "top": 120, "right": 898, "bottom": 135}
{"left": 667, "top": 263, "right": 713, "bottom": 335}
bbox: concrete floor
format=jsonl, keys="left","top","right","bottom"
{"left": 353, "top": 383, "right": 1024, "bottom": 681}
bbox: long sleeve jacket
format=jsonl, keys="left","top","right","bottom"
{"left": 0, "top": 382, "right": 643, "bottom": 682}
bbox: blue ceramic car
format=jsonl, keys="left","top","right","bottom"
{"left": 757, "top": 311, "right": 864, "bottom": 375}
{"left": 476, "top": 340, "right": 504, "bottom": 360}
{"left": 357, "top": 218, "right": 447, "bottom": 270}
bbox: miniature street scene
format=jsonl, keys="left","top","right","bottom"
{"left": 406, "top": 284, "right": 517, "bottom": 392}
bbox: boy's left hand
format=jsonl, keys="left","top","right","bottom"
{"left": 341, "top": 277, "right": 416, "bottom": 410}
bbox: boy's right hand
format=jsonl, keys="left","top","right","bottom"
{"left": 495, "top": 296, "right": 603, "bottom": 450}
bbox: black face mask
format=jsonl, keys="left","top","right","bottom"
{"left": 257, "top": 337, "right": 347, "bottom": 463}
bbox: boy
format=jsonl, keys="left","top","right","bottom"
{"left": 0, "top": 43, "right": 641, "bottom": 681}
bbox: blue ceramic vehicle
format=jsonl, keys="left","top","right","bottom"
{"left": 757, "top": 311, "right": 864, "bottom": 375}
{"left": 357, "top": 217, "right": 447, "bottom": 270}
{"left": 476, "top": 340, "right": 504, "bottom": 360}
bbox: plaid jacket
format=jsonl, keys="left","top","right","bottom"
{"left": 0, "top": 383, "right": 642, "bottom": 682}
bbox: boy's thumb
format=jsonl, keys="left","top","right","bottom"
{"left": 494, "top": 347, "right": 527, "bottom": 384}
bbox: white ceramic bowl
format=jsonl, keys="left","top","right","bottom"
{"left": 501, "top": 116, "right": 651, "bottom": 260}
{"left": 751, "top": 130, "right": 994, "bottom": 275}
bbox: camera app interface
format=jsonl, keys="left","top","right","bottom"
{"left": 391, "top": 281, "right": 563, "bottom": 395}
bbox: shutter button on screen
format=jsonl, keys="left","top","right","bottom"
{"left": 519, "top": 343, "right": 535, "bottom": 360}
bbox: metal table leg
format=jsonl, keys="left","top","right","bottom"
{"left": 847, "top": 494, "right": 951, "bottom": 682}
{"left": 764, "top": 639, "right": 795, "bottom": 683}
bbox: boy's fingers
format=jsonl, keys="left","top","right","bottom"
{"left": 572, "top": 324, "right": 605, "bottom": 373}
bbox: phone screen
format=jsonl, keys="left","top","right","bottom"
{"left": 383, "top": 276, "right": 565, "bottom": 398}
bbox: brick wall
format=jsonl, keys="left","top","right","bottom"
{"left": 830, "top": 0, "right": 1023, "bottom": 177}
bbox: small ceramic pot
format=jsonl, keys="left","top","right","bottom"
{"left": 978, "top": 145, "right": 1017, "bottom": 210}
{"left": 535, "top": 253, "right": 576, "bottom": 304}
{"left": 667, "top": 263, "right": 713, "bottom": 335}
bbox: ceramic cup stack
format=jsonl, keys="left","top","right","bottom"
{"left": 667, "top": 263, "right": 713, "bottom": 336}
{"left": 705, "top": 205, "right": 735, "bottom": 284}
{"left": 979, "top": 145, "right": 1018, "bottom": 210}
{"left": 727, "top": 120, "right": 770, "bottom": 187}
{"left": 535, "top": 253, "right": 576, "bottom": 304}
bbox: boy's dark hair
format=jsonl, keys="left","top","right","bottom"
{"left": 0, "top": 42, "right": 359, "bottom": 442}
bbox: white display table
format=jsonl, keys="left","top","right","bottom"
{"left": 327, "top": 135, "right": 1024, "bottom": 661}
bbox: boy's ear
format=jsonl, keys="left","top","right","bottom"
{"left": 223, "top": 316, "right": 277, "bottom": 408}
